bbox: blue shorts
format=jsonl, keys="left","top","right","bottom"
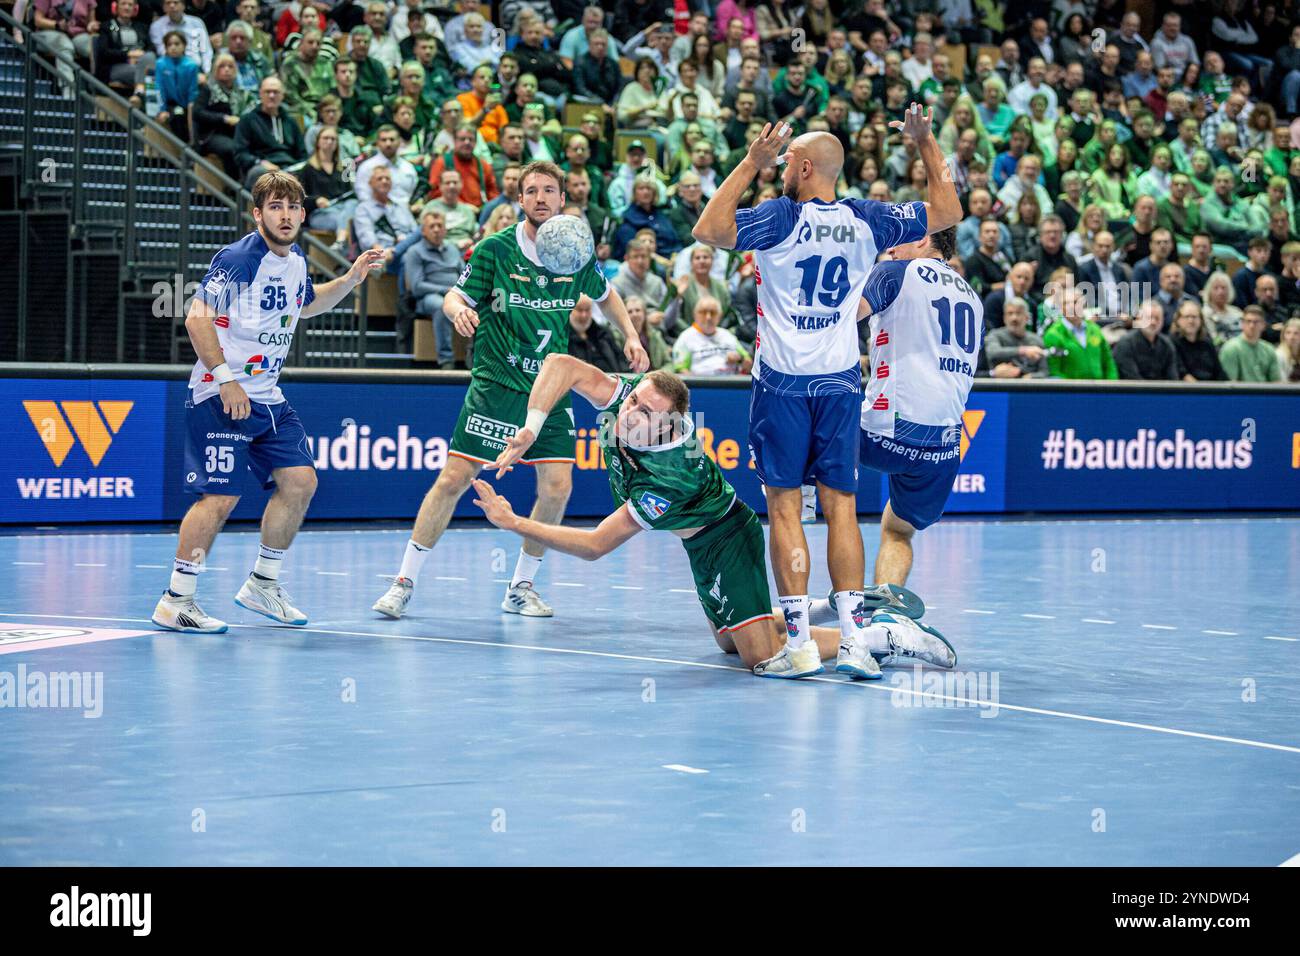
{"left": 859, "top": 430, "right": 960, "bottom": 531}
{"left": 748, "top": 371, "right": 860, "bottom": 493}
{"left": 183, "top": 392, "right": 314, "bottom": 496}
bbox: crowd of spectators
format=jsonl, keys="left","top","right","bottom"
{"left": 19, "top": 0, "right": 1300, "bottom": 381}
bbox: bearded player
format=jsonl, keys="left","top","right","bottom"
{"left": 473, "top": 354, "right": 955, "bottom": 676}
{"left": 692, "top": 105, "right": 962, "bottom": 678}
{"left": 373, "top": 161, "right": 649, "bottom": 620}
{"left": 152, "top": 172, "right": 385, "bottom": 633}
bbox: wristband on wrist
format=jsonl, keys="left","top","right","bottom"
{"left": 524, "top": 408, "right": 548, "bottom": 435}
{"left": 211, "top": 362, "right": 236, "bottom": 385}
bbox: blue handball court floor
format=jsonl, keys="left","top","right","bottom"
{"left": 1, "top": 515, "right": 1298, "bottom": 866}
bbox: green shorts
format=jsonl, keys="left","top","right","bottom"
{"left": 681, "top": 500, "right": 774, "bottom": 634}
{"left": 449, "top": 375, "right": 576, "bottom": 465}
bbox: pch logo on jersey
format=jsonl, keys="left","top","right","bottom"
{"left": 794, "top": 222, "right": 813, "bottom": 245}
{"left": 917, "top": 265, "right": 939, "bottom": 284}
{"left": 638, "top": 491, "right": 670, "bottom": 518}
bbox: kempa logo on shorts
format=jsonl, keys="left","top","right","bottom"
{"left": 465, "top": 413, "right": 518, "bottom": 444}
{"left": 23, "top": 400, "right": 134, "bottom": 466}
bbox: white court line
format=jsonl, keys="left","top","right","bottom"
{"left": 3, "top": 611, "right": 1299, "bottom": 757}
{"left": 74, "top": 563, "right": 106, "bottom": 567}
{"left": 668, "top": 588, "right": 695, "bottom": 593}
{"left": 611, "top": 585, "right": 643, "bottom": 591}
{"left": 1083, "top": 619, "right": 1116, "bottom": 625}
{"left": 1022, "top": 613, "right": 1055, "bottom": 620}
{"left": 11, "top": 561, "right": 43, "bottom": 566}
{"left": 436, "top": 576, "right": 467, "bottom": 581}
{"left": 134, "top": 564, "right": 167, "bottom": 569}
{"left": 1204, "top": 629, "right": 1238, "bottom": 636}
{"left": 663, "top": 764, "right": 709, "bottom": 775}
{"left": 1264, "top": 636, "right": 1298, "bottom": 643}
{"left": 963, "top": 609, "right": 995, "bottom": 615}
{"left": 552, "top": 582, "right": 585, "bottom": 587}
{"left": 1142, "top": 624, "right": 1177, "bottom": 631}
{"left": 1281, "top": 852, "right": 1300, "bottom": 867}
{"left": 316, "top": 571, "right": 349, "bottom": 576}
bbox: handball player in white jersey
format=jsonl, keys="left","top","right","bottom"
{"left": 693, "top": 104, "right": 961, "bottom": 678}
{"left": 152, "top": 172, "right": 384, "bottom": 633}
{"left": 810, "top": 226, "right": 979, "bottom": 664}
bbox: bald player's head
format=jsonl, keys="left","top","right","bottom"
{"left": 781, "top": 131, "right": 844, "bottom": 201}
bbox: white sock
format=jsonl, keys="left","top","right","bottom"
{"left": 511, "top": 549, "right": 542, "bottom": 589}
{"left": 835, "top": 589, "right": 866, "bottom": 642}
{"left": 860, "top": 622, "right": 893, "bottom": 656}
{"left": 253, "top": 543, "right": 284, "bottom": 581}
{"left": 169, "top": 558, "right": 201, "bottom": 597}
{"left": 398, "top": 539, "right": 431, "bottom": 585}
{"left": 778, "top": 595, "right": 810, "bottom": 648}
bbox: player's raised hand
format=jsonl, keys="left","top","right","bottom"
{"left": 451, "top": 306, "right": 480, "bottom": 337}
{"left": 348, "top": 247, "right": 386, "bottom": 286}
{"left": 746, "top": 122, "right": 793, "bottom": 170}
{"left": 490, "top": 427, "right": 536, "bottom": 478}
{"left": 889, "top": 102, "right": 935, "bottom": 141}
{"left": 624, "top": 338, "right": 650, "bottom": 373}
{"left": 219, "top": 381, "right": 251, "bottom": 421}
{"left": 471, "top": 479, "right": 518, "bottom": 530}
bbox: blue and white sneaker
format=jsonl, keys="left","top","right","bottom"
{"left": 810, "top": 584, "right": 927, "bottom": 626}
{"left": 234, "top": 575, "right": 308, "bottom": 626}
{"left": 753, "top": 640, "right": 823, "bottom": 679}
{"left": 152, "top": 592, "right": 228, "bottom": 633}
{"left": 834, "top": 636, "right": 884, "bottom": 680}
{"left": 871, "top": 610, "right": 956, "bottom": 668}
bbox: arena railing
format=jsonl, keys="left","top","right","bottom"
{"left": 0, "top": 7, "right": 374, "bottom": 368}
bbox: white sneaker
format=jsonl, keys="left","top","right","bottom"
{"left": 835, "top": 636, "right": 883, "bottom": 680}
{"left": 753, "top": 640, "right": 823, "bottom": 679}
{"left": 501, "top": 583, "right": 553, "bottom": 617}
{"left": 800, "top": 484, "right": 817, "bottom": 524}
{"left": 234, "top": 575, "right": 308, "bottom": 626}
{"left": 372, "top": 576, "right": 414, "bottom": 619}
{"left": 152, "top": 591, "right": 228, "bottom": 633}
{"left": 872, "top": 610, "right": 956, "bottom": 668}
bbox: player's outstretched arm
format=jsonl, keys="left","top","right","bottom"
{"left": 443, "top": 288, "right": 480, "bottom": 337}
{"left": 596, "top": 287, "right": 650, "bottom": 373}
{"left": 300, "top": 248, "right": 386, "bottom": 317}
{"left": 889, "top": 103, "right": 962, "bottom": 235}
{"left": 472, "top": 480, "right": 642, "bottom": 560}
{"left": 184, "top": 296, "right": 250, "bottom": 420}
{"left": 693, "top": 121, "right": 792, "bottom": 250}
{"left": 489, "top": 354, "right": 618, "bottom": 477}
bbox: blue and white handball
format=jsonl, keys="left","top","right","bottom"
{"left": 534, "top": 214, "right": 595, "bottom": 275}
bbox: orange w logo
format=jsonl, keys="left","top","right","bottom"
{"left": 959, "top": 410, "right": 985, "bottom": 462}
{"left": 22, "top": 401, "right": 134, "bottom": 467}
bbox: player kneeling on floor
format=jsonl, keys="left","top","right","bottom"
{"left": 473, "top": 354, "right": 951, "bottom": 677}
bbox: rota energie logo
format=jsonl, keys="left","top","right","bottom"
{"left": 244, "top": 355, "right": 272, "bottom": 376}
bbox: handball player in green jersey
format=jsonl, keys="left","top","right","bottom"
{"left": 472, "top": 354, "right": 955, "bottom": 676}
{"left": 373, "top": 161, "right": 649, "bottom": 621}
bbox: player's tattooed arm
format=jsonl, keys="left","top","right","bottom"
{"left": 472, "top": 480, "right": 642, "bottom": 560}
{"left": 693, "top": 121, "right": 793, "bottom": 250}
{"left": 184, "top": 296, "right": 250, "bottom": 421}
{"left": 490, "top": 354, "right": 618, "bottom": 477}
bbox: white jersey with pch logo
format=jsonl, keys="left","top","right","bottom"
{"left": 860, "top": 257, "right": 983, "bottom": 446}
{"left": 732, "top": 195, "right": 928, "bottom": 392}
{"left": 188, "top": 231, "right": 315, "bottom": 406}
